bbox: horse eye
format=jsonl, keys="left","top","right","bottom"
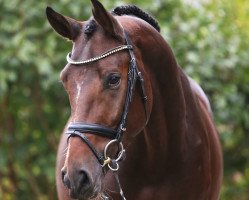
{"left": 107, "top": 74, "right": 121, "bottom": 88}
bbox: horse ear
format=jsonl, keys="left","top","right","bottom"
{"left": 46, "top": 6, "right": 81, "bottom": 41}
{"left": 91, "top": 0, "right": 123, "bottom": 41}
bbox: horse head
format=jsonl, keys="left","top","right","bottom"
{"left": 46, "top": 0, "right": 152, "bottom": 199}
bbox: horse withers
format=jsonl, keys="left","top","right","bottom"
{"left": 46, "top": 0, "right": 223, "bottom": 199}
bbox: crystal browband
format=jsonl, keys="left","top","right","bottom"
{"left": 66, "top": 45, "right": 133, "bottom": 65}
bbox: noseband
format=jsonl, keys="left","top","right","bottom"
{"left": 65, "top": 32, "right": 147, "bottom": 199}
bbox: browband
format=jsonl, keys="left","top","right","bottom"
{"left": 67, "top": 45, "right": 132, "bottom": 65}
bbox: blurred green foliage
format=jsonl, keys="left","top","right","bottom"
{"left": 0, "top": 0, "right": 248, "bottom": 199}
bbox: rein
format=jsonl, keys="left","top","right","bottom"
{"left": 65, "top": 32, "right": 147, "bottom": 200}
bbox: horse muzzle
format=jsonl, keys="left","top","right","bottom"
{"left": 61, "top": 167, "right": 100, "bottom": 200}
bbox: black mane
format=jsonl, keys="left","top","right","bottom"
{"left": 84, "top": 5, "right": 160, "bottom": 36}
{"left": 112, "top": 5, "right": 160, "bottom": 32}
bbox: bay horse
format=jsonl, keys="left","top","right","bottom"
{"left": 46, "top": 0, "right": 223, "bottom": 199}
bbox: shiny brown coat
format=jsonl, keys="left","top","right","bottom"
{"left": 46, "top": 0, "right": 223, "bottom": 199}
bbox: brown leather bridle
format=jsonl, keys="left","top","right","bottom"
{"left": 65, "top": 32, "right": 147, "bottom": 199}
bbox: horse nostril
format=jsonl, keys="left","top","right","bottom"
{"left": 61, "top": 169, "right": 71, "bottom": 189}
{"left": 78, "top": 170, "right": 90, "bottom": 187}
{"left": 61, "top": 169, "right": 66, "bottom": 181}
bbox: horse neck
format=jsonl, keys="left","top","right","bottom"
{"left": 127, "top": 30, "right": 191, "bottom": 174}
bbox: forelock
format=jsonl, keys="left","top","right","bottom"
{"left": 84, "top": 19, "right": 97, "bottom": 37}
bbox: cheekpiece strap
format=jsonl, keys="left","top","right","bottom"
{"left": 115, "top": 32, "right": 148, "bottom": 141}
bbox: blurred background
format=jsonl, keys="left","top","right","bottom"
{"left": 0, "top": 0, "right": 248, "bottom": 199}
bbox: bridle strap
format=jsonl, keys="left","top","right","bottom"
{"left": 115, "top": 32, "right": 148, "bottom": 141}
{"left": 67, "top": 45, "right": 132, "bottom": 65}
{"left": 65, "top": 31, "right": 147, "bottom": 200}
{"left": 125, "top": 33, "right": 148, "bottom": 121}
{"left": 67, "top": 131, "right": 106, "bottom": 165}
{"left": 65, "top": 31, "right": 147, "bottom": 165}
{"left": 66, "top": 123, "right": 119, "bottom": 165}
{"left": 67, "top": 123, "right": 117, "bottom": 139}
